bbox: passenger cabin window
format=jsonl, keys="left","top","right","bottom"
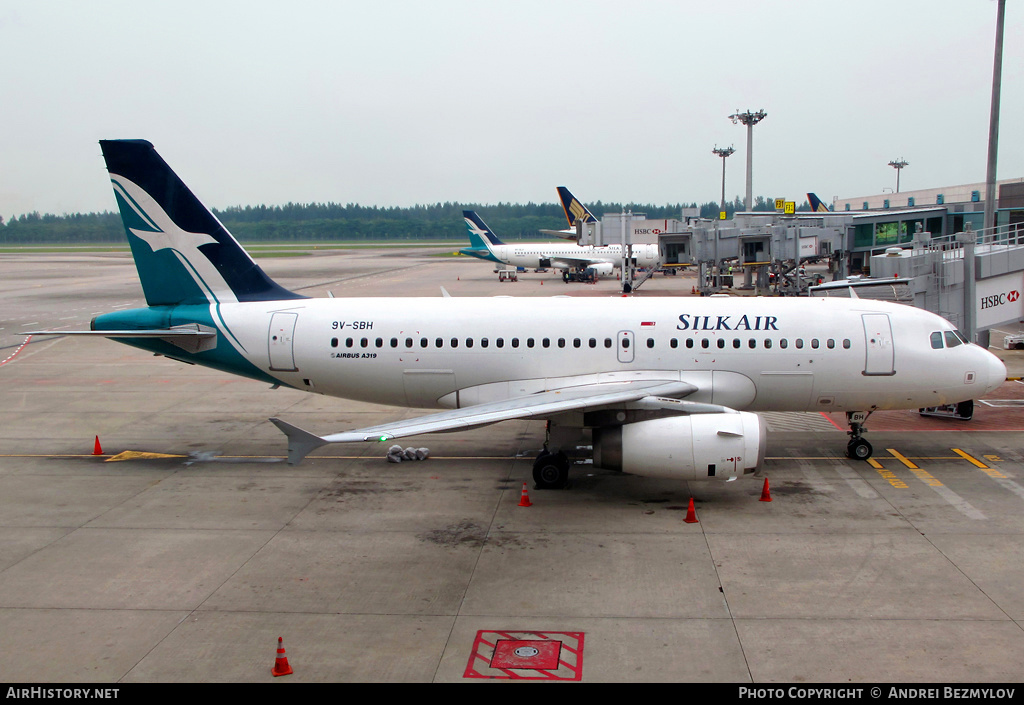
{"left": 649, "top": 338, "right": 657, "bottom": 349}
{"left": 331, "top": 338, "right": 339, "bottom": 348}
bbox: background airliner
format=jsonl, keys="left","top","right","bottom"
{"left": 33, "top": 140, "right": 1007, "bottom": 491}
{"left": 538, "top": 186, "right": 600, "bottom": 240}
{"left": 460, "top": 210, "right": 659, "bottom": 277}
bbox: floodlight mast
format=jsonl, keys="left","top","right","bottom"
{"left": 729, "top": 109, "right": 767, "bottom": 211}
{"left": 984, "top": 0, "right": 1005, "bottom": 234}
{"left": 888, "top": 159, "right": 909, "bottom": 193}
{"left": 712, "top": 145, "right": 735, "bottom": 219}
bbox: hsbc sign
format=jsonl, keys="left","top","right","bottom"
{"left": 977, "top": 273, "right": 1024, "bottom": 328}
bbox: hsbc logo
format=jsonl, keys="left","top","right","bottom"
{"left": 981, "top": 290, "right": 1020, "bottom": 309}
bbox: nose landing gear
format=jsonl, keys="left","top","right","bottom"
{"left": 846, "top": 411, "right": 873, "bottom": 460}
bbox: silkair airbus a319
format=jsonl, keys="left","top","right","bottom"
{"left": 33, "top": 141, "right": 1007, "bottom": 489}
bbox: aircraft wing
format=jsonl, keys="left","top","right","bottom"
{"left": 270, "top": 379, "right": 706, "bottom": 465}
{"left": 539, "top": 228, "right": 579, "bottom": 240}
{"left": 548, "top": 255, "right": 608, "bottom": 269}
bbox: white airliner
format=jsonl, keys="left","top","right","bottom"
{"left": 33, "top": 140, "right": 1007, "bottom": 490}
{"left": 460, "top": 210, "right": 660, "bottom": 278}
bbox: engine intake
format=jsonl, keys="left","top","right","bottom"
{"left": 592, "top": 412, "right": 766, "bottom": 480}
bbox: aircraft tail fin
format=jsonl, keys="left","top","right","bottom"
{"left": 557, "top": 186, "right": 598, "bottom": 227}
{"left": 462, "top": 210, "right": 505, "bottom": 248}
{"left": 99, "top": 140, "right": 304, "bottom": 307}
{"left": 807, "top": 193, "right": 831, "bottom": 213}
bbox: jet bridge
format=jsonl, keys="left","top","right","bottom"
{"left": 657, "top": 213, "right": 850, "bottom": 296}
{"left": 812, "top": 224, "right": 1024, "bottom": 347}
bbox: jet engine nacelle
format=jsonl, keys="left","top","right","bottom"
{"left": 590, "top": 262, "right": 615, "bottom": 276}
{"left": 592, "top": 412, "right": 766, "bottom": 480}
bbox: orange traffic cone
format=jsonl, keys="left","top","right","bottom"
{"left": 684, "top": 497, "right": 698, "bottom": 523}
{"left": 518, "top": 482, "right": 532, "bottom": 507}
{"left": 92, "top": 436, "right": 103, "bottom": 455}
{"left": 691, "top": 286, "right": 696, "bottom": 294}
{"left": 272, "top": 637, "right": 293, "bottom": 676}
{"left": 759, "top": 477, "right": 772, "bottom": 502}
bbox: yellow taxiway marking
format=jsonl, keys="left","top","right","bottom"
{"left": 886, "top": 448, "right": 919, "bottom": 469}
{"left": 952, "top": 448, "right": 1009, "bottom": 479}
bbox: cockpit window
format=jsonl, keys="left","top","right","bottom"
{"left": 930, "top": 332, "right": 943, "bottom": 349}
{"left": 944, "top": 331, "right": 962, "bottom": 348}
{"left": 954, "top": 330, "right": 970, "bottom": 344}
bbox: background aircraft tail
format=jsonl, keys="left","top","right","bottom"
{"left": 807, "top": 192, "right": 831, "bottom": 213}
{"left": 557, "top": 186, "right": 598, "bottom": 226}
{"left": 100, "top": 140, "right": 303, "bottom": 307}
{"left": 462, "top": 210, "right": 505, "bottom": 248}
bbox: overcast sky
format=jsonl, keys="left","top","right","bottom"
{"left": 1, "top": 0, "right": 1021, "bottom": 219}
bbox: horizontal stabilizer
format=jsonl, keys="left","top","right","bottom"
{"left": 27, "top": 324, "right": 217, "bottom": 353}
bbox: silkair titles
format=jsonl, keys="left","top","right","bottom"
{"left": 677, "top": 314, "right": 780, "bottom": 331}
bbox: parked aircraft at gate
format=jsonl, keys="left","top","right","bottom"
{"left": 460, "top": 210, "right": 659, "bottom": 278}
{"left": 32, "top": 141, "right": 1007, "bottom": 489}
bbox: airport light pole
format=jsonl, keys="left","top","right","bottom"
{"left": 729, "top": 109, "right": 767, "bottom": 211}
{"left": 888, "top": 159, "right": 909, "bottom": 193}
{"left": 712, "top": 145, "right": 735, "bottom": 219}
{"left": 984, "top": 0, "right": 1005, "bottom": 235}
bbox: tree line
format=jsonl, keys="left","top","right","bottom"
{"left": 0, "top": 196, "right": 807, "bottom": 244}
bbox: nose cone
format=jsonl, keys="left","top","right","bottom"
{"left": 983, "top": 349, "right": 1008, "bottom": 395}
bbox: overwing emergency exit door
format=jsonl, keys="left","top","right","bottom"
{"left": 617, "top": 330, "right": 634, "bottom": 363}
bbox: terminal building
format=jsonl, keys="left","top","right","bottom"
{"left": 580, "top": 178, "right": 1024, "bottom": 347}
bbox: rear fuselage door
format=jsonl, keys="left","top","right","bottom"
{"left": 269, "top": 311, "right": 298, "bottom": 371}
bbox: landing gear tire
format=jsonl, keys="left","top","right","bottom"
{"left": 847, "top": 438, "right": 873, "bottom": 460}
{"left": 533, "top": 451, "right": 570, "bottom": 489}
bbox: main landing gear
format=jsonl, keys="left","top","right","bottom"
{"left": 532, "top": 450, "right": 570, "bottom": 490}
{"left": 846, "top": 411, "right": 873, "bottom": 460}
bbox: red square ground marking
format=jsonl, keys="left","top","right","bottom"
{"left": 490, "top": 639, "right": 562, "bottom": 670}
{"left": 464, "top": 630, "right": 585, "bottom": 681}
